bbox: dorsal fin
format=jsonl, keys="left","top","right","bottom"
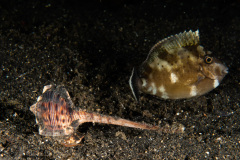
{"left": 146, "top": 30, "right": 200, "bottom": 63}
{"left": 150, "top": 30, "right": 199, "bottom": 53}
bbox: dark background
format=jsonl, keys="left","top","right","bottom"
{"left": 0, "top": 0, "right": 239, "bottom": 159}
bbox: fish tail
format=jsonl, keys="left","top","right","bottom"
{"left": 129, "top": 67, "right": 141, "bottom": 102}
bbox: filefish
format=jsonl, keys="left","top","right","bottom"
{"left": 129, "top": 30, "right": 228, "bottom": 101}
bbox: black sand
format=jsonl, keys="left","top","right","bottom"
{"left": 0, "top": 0, "right": 239, "bottom": 159}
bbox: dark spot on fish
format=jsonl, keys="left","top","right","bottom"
{"left": 58, "top": 125, "right": 61, "bottom": 129}
{"left": 141, "top": 65, "right": 153, "bottom": 77}
{"left": 56, "top": 115, "right": 59, "bottom": 121}
{"left": 63, "top": 119, "right": 65, "bottom": 123}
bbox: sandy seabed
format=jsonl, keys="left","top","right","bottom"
{"left": 0, "top": 0, "right": 239, "bottom": 159}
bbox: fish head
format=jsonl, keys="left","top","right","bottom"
{"left": 200, "top": 55, "right": 228, "bottom": 82}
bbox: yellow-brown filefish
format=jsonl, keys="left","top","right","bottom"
{"left": 129, "top": 30, "right": 228, "bottom": 101}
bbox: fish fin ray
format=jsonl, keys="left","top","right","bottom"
{"left": 146, "top": 30, "right": 200, "bottom": 64}
{"left": 129, "top": 68, "right": 141, "bottom": 102}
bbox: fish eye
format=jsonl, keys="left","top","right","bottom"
{"left": 205, "top": 56, "right": 213, "bottom": 64}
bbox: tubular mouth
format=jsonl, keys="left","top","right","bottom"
{"left": 222, "top": 62, "right": 229, "bottom": 74}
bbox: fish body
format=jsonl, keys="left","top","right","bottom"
{"left": 129, "top": 30, "right": 228, "bottom": 101}
{"left": 30, "top": 85, "right": 158, "bottom": 137}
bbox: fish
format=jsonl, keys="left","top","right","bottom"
{"left": 30, "top": 85, "right": 159, "bottom": 137}
{"left": 129, "top": 30, "right": 228, "bottom": 101}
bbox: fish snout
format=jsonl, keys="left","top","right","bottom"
{"left": 222, "top": 67, "right": 228, "bottom": 75}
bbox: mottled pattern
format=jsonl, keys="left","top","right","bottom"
{"left": 30, "top": 85, "right": 76, "bottom": 136}
{"left": 129, "top": 30, "right": 228, "bottom": 101}
{"left": 30, "top": 85, "right": 159, "bottom": 137}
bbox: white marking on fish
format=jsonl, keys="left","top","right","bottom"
{"left": 161, "top": 94, "right": 169, "bottom": 99}
{"left": 153, "top": 58, "right": 172, "bottom": 71}
{"left": 190, "top": 85, "right": 197, "bottom": 96}
{"left": 142, "top": 79, "right": 147, "bottom": 87}
{"left": 213, "top": 79, "right": 219, "bottom": 88}
{"left": 158, "top": 85, "right": 169, "bottom": 99}
{"left": 170, "top": 73, "right": 178, "bottom": 83}
{"left": 151, "top": 83, "right": 157, "bottom": 95}
{"left": 158, "top": 85, "right": 165, "bottom": 93}
{"left": 147, "top": 86, "right": 153, "bottom": 92}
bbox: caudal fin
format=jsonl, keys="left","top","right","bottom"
{"left": 129, "top": 67, "right": 141, "bottom": 102}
